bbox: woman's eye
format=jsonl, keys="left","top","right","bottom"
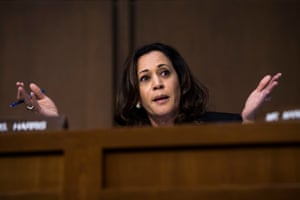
{"left": 161, "top": 70, "right": 170, "bottom": 77}
{"left": 140, "top": 75, "right": 150, "bottom": 82}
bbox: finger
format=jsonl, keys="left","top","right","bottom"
{"left": 29, "top": 83, "right": 45, "bottom": 99}
{"left": 18, "top": 86, "right": 32, "bottom": 104}
{"left": 30, "top": 91, "right": 41, "bottom": 112}
{"left": 264, "top": 72, "right": 282, "bottom": 93}
{"left": 16, "top": 81, "right": 24, "bottom": 87}
{"left": 256, "top": 75, "right": 272, "bottom": 92}
{"left": 270, "top": 72, "right": 282, "bottom": 83}
{"left": 264, "top": 79, "right": 279, "bottom": 96}
{"left": 20, "top": 87, "right": 31, "bottom": 102}
{"left": 16, "top": 81, "right": 24, "bottom": 99}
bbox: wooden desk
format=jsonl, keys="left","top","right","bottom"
{"left": 0, "top": 122, "right": 300, "bottom": 200}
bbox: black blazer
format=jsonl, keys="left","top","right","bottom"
{"left": 198, "top": 111, "right": 242, "bottom": 123}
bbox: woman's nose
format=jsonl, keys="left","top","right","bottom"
{"left": 152, "top": 76, "right": 164, "bottom": 90}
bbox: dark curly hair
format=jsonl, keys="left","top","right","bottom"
{"left": 115, "top": 42, "right": 209, "bottom": 126}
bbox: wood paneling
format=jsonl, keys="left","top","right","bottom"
{"left": 0, "top": 152, "right": 63, "bottom": 193}
{"left": 133, "top": 0, "right": 300, "bottom": 114}
{"left": 104, "top": 146, "right": 300, "bottom": 188}
{"left": 0, "top": 0, "right": 113, "bottom": 130}
{"left": 0, "top": 123, "right": 300, "bottom": 199}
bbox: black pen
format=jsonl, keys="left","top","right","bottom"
{"left": 9, "top": 89, "right": 45, "bottom": 108}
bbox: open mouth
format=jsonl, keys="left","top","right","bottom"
{"left": 153, "top": 95, "right": 170, "bottom": 103}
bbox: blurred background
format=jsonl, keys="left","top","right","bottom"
{"left": 0, "top": 0, "right": 299, "bottom": 130}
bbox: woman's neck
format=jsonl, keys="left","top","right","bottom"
{"left": 148, "top": 113, "right": 176, "bottom": 127}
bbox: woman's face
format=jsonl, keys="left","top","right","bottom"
{"left": 137, "top": 51, "right": 181, "bottom": 125}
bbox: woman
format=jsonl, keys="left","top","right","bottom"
{"left": 15, "top": 43, "right": 281, "bottom": 126}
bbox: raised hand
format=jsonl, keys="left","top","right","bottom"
{"left": 241, "top": 73, "right": 282, "bottom": 123}
{"left": 15, "top": 82, "right": 59, "bottom": 116}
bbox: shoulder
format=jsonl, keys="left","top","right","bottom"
{"left": 197, "top": 111, "right": 242, "bottom": 123}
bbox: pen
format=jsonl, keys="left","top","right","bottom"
{"left": 9, "top": 89, "right": 45, "bottom": 108}
{"left": 9, "top": 99, "right": 25, "bottom": 108}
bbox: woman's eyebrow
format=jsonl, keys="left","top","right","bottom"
{"left": 138, "top": 64, "right": 169, "bottom": 74}
{"left": 138, "top": 69, "right": 149, "bottom": 74}
{"left": 158, "top": 63, "right": 171, "bottom": 68}
{"left": 158, "top": 64, "right": 165, "bottom": 68}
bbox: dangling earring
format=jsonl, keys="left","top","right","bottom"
{"left": 136, "top": 102, "right": 141, "bottom": 109}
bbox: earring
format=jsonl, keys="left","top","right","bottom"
{"left": 136, "top": 102, "right": 141, "bottom": 109}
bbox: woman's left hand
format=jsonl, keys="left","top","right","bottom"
{"left": 242, "top": 72, "right": 282, "bottom": 123}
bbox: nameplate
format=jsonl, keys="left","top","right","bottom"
{"left": 0, "top": 116, "right": 68, "bottom": 133}
{"left": 264, "top": 108, "right": 300, "bottom": 122}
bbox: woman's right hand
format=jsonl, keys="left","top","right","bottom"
{"left": 16, "top": 82, "right": 59, "bottom": 116}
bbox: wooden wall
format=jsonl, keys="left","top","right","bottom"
{"left": 0, "top": 123, "right": 300, "bottom": 200}
{"left": 0, "top": 0, "right": 114, "bottom": 129}
{"left": 1, "top": 123, "right": 300, "bottom": 200}
{"left": 0, "top": 0, "right": 299, "bottom": 130}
